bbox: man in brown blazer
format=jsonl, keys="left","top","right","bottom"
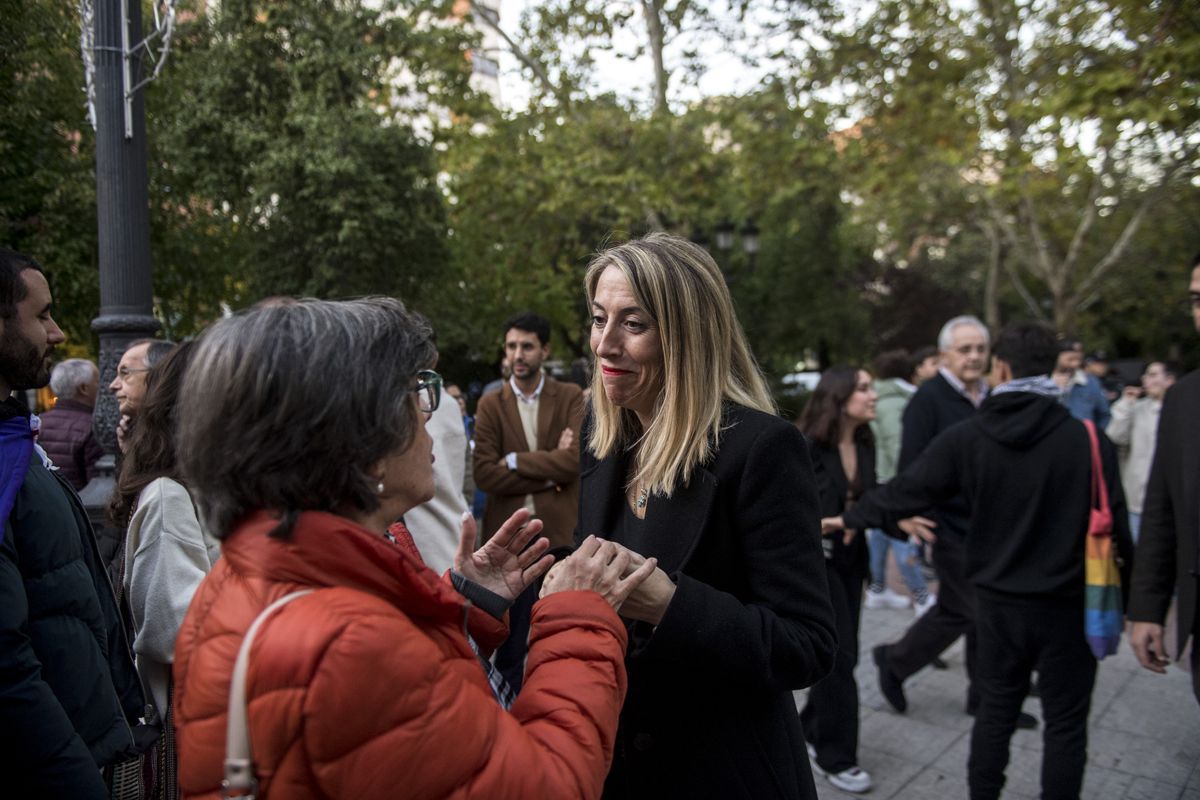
{"left": 474, "top": 312, "right": 583, "bottom": 549}
{"left": 473, "top": 312, "right": 583, "bottom": 691}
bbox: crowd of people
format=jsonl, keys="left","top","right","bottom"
{"left": 0, "top": 240, "right": 1197, "bottom": 800}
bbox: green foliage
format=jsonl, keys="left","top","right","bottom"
{"left": 144, "top": 0, "right": 484, "bottom": 330}
{"left": 0, "top": 0, "right": 99, "bottom": 348}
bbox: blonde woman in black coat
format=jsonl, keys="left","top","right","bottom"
{"left": 562, "top": 233, "right": 837, "bottom": 800}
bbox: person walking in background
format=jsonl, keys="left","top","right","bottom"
{"left": 1105, "top": 360, "right": 1176, "bottom": 542}
{"left": 1053, "top": 337, "right": 1111, "bottom": 429}
{"left": 39, "top": 357, "right": 104, "bottom": 490}
{"left": 108, "top": 341, "right": 217, "bottom": 800}
{"left": 577, "top": 234, "right": 836, "bottom": 799}
{"left": 911, "top": 346, "right": 940, "bottom": 385}
{"left": 825, "top": 322, "right": 1135, "bottom": 800}
{"left": 171, "top": 297, "right": 657, "bottom": 800}
{"left": 473, "top": 311, "right": 584, "bottom": 690}
{"left": 797, "top": 366, "right": 932, "bottom": 794}
{"left": 1128, "top": 253, "right": 1200, "bottom": 705}
{"left": 865, "top": 350, "right": 935, "bottom": 616}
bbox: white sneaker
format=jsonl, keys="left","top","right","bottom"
{"left": 914, "top": 593, "right": 937, "bottom": 618}
{"left": 865, "top": 587, "right": 910, "bottom": 610}
{"left": 807, "top": 744, "right": 873, "bottom": 794}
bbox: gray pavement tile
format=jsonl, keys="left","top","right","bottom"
{"left": 1087, "top": 726, "right": 1197, "bottom": 786}
{"left": 1094, "top": 678, "right": 1200, "bottom": 742}
{"left": 857, "top": 707, "right": 964, "bottom": 764}
{"left": 1077, "top": 765, "right": 1137, "bottom": 797}
{"left": 1121, "top": 776, "right": 1188, "bottom": 799}
{"left": 895, "top": 766, "right": 1036, "bottom": 800}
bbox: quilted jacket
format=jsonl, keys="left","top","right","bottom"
{"left": 173, "top": 510, "right": 629, "bottom": 800}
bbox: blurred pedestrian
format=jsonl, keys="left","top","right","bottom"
{"left": 826, "top": 322, "right": 1134, "bottom": 800}
{"left": 866, "top": 350, "right": 935, "bottom": 615}
{"left": 40, "top": 357, "right": 104, "bottom": 490}
{"left": 797, "top": 365, "right": 932, "bottom": 794}
{"left": 1053, "top": 337, "right": 1110, "bottom": 429}
{"left": 1105, "top": 360, "right": 1177, "bottom": 541}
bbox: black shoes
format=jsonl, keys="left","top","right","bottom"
{"left": 874, "top": 645, "right": 908, "bottom": 713}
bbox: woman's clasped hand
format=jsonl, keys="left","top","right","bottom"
{"left": 540, "top": 535, "right": 658, "bottom": 612}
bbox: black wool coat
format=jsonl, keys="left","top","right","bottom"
{"left": 1128, "top": 370, "right": 1200, "bottom": 687}
{"left": 579, "top": 404, "right": 837, "bottom": 800}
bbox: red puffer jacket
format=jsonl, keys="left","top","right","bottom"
{"left": 173, "top": 510, "right": 628, "bottom": 800}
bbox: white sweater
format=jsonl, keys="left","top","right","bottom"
{"left": 1104, "top": 396, "right": 1162, "bottom": 515}
{"left": 123, "top": 477, "right": 220, "bottom": 718}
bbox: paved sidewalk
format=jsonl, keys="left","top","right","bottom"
{"left": 798, "top": 602, "right": 1200, "bottom": 799}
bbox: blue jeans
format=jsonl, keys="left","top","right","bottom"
{"left": 867, "top": 528, "right": 928, "bottom": 595}
{"left": 1128, "top": 512, "right": 1141, "bottom": 544}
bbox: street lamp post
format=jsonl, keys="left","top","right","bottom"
{"left": 698, "top": 218, "right": 761, "bottom": 284}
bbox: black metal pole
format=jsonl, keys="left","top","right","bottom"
{"left": 83, "top": 0, "right": 160, "bottom": 523}
{"left": 90, "top": 0, "right": 159, "bottom": 455}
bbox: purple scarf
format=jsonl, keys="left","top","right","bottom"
{"left": 0, "top": 415, "right": 34, "bottom": 545}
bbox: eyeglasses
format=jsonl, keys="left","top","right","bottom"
{"left": 116, "top": 366, "right": 150, "bottom": 380}
{"left": 1189, "top": 293, "right": 1200, "bottom": 309}
{"left": 411, "top": 369, "right": 442, "bottom": 414}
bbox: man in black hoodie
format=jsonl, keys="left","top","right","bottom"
{"left": 825, "top": 322, "right": 1134, "bottom": 800}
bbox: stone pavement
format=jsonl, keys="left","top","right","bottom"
{"left": 797, "top": 601, "right": 1200, "bottom": 799}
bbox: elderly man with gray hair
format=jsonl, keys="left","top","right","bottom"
{"left": 40, "top": 358, "right": 105, "bottom": 490}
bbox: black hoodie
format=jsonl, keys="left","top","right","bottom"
{"left": 844, "top": 391, "right": 1135, "bottom": 601}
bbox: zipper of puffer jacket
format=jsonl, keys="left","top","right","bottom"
{"left": 56, "top": 469, "right": 140, "bottom": 749}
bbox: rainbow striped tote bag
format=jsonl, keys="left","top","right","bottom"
{"left": 1083, "top": 420, "right": 1122, "bottom": 659}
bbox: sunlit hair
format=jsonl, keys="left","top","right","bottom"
{"left": 584, "top": 232, "right": 775, "bottom": 497}
{"left": 796, "top": 365, "right": 874, "bottom": 450}
{"left": 49, "top": 358, "right": 97, "bottom": 400}
{"left": 176, "top": 297, "right": 435, "bottom": 540}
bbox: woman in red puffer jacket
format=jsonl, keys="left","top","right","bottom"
{"left": 172, "top": 298, "right": 655, "bottom": 800}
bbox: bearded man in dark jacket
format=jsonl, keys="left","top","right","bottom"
{"left": 0, "top": 250, "right": 153, "bottom": 799}
{"left": 824, "top": 322, "right": 1134, "bottom": 800}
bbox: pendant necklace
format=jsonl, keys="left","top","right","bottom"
{"left": 636, "top": 483, "right": 650, "bottom": 509}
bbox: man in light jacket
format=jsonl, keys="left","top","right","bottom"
{"left": 1105, "top": 360, "right": 1176, "bottom": 541}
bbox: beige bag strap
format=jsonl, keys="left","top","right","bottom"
{"left": 222, "top": 589, "right": 314, "bottom": 800}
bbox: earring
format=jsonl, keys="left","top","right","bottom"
{"left": 376, "top": 480, "right": 385, "bottom": 495}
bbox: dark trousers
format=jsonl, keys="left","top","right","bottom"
{"left": 968, "top": 595, "right": 1095, "bottom": 800}
{"left": 888, "top": 533, "right": 979, "bottom": 708}
{"left": 493, "top": 582, "right": 536, "bottom": 692}
{"left": 801, "top": 559, "right": 865, "bottom": 772}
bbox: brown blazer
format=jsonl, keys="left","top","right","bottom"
{"left": 473, "top": 376, "right": 584, "bottom": 547}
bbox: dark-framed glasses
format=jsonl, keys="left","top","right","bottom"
{"left": 412, "top": 369, "right": 442, "bottom": 414}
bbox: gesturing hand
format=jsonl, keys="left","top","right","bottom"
{"left": 898, "top": 516, "right": 937, "bottom": 544}
{"left": 454, "top": 509, "right": 554, "bottom": 603}
{"left": 539, "top": 536, "right": 657, "bottom": 613}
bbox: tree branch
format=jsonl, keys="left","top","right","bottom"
{"left": 468, "top": 0, "right": 570, "bottom": 107}
{"left": 1061, "top": 146, "right": 1112, "bottom": 278}
{"left": 1073, "top": 144, "right": 1198, "bottom": 303}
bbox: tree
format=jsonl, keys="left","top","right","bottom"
{"left": 0, "top": 0, "right": 99, "bottom": 347}
{"left": 807, "top": 0, "right": 1200, "bottom": 333}
{"left": 143, "top": 0, "right": 483, "bottom": 331}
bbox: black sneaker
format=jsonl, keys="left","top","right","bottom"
{"left": 874, "top": 645, "right": 907, "bottom": 713}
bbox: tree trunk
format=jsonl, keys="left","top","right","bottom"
{"left": 641, "top": 0, "right": 669, "bottom": 114}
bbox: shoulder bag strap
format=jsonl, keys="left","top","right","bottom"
{"left": 1081, "top": 420, "right": 1109, "bottom": 515}
{"left": 223, "top": 589, "right": 314, "bottom": 800}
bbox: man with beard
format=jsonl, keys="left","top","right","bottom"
{"left": 0, "top": 250, "right": 152, "bottom": 796}
{"left": 474, "top": 312, "right": 583, "bottom": 690}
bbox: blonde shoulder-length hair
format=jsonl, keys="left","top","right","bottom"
{"left": 585, "top": 232, "right": 776, "bottom": 497}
